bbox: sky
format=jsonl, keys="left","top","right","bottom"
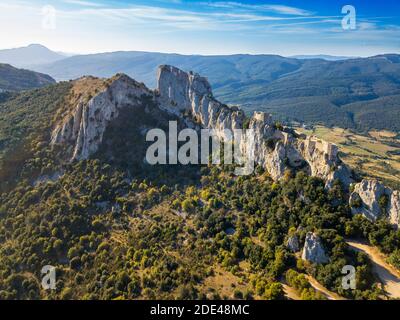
{"left": 0, "top": 0, "right": 399, "bottom": 56}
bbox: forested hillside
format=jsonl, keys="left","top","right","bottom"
{"left": 1, "top": 157, "right": 396, "bottom": 300}
{"left": 0, "top": 74, "right": 399, "bottom": 300}
{"left": 0, "top": 82, "right": 71, "bottom": 191}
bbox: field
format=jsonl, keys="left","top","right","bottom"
{"left": 295, "top": 125, "right": 400, "bottom": 189}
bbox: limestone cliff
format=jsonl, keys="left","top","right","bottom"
{"left": 51, "top": 75, "right": 152, "bottom": 160}
{"left": 349, "top": 179, "right": 400, "bottom": 228}
{"left": 156, "top": 65, "right": 351, "bottom": 187}
{"left": 51, "top": 65, "right": 355, "bottom": 191}
{"left": 157, "top": 64, "right": 244, "bottom": 134}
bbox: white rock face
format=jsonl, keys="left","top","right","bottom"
{"left": 350, "top": 179, "right": 400, "bottom": 227}
{"left": 51, "top": 75, "right": 151, "bottom": 160}
{"left": 51, "top": 65, "right": 352, "bottom": 189}
{"left": 390, "top": 191, "right": 400, "bottom": 226}
{"left": 156, "top": 65, "right": 351, "bottom": 186}
{"left": 301, "top": 232, "right": 329, "bottom": 264}
{"left": 157, "top": 65, "right": 244, "bottom": 134}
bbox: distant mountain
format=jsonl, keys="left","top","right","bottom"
{"left": 291, "top": 55, "right": 357, "bottom": 61}
{"left": 30, "top": 51, "right": 304, "bottom": 89}
{"left": 25, "top": 46, "right": 400, "bottom": 132}
{"left": 0, "top": 64, "right": 55, "bottom": 91}
{"left": 0, "top": 44, "right": 65, "bottom": 68}
{"left": 243, "top": 54, "right": 400, "bottom": 132}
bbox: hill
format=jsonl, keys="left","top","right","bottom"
{"left": 30, "top": 50, "right": 400, "bottom": 132}
{"left": 31, "top": 51, "right": 303, "bottom": 89}
{"left": 0, "top": 67, "right": 398, "bottom": 300}
{"left": 0, "top": 44, "right": 65, "bottom": 68}
{"left": 221, "top": 55, "right": 400, "bottom": 132}
{"left": 0, "top": 64, "right": 55, "bottom": 91}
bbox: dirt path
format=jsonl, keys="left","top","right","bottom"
{"left": 282, "top": 283, "right": 301, "bottom": 300}
{"left": 347, "top": 240, "right": 400, "bottom": 299}
{"left": 281, "top": 275, "right": 343, "bottom": 300}
{"left": 306, "top": 275, "right": 344, "bottom": 300}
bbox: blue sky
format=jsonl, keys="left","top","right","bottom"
{"left": 0, "top": 0, "right": 399, "bottom": 56}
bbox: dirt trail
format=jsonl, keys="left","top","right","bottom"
{"left": 306, "top": 275, "right": 344, "bottom": 300}
{"left": 282, "top": 283, "right": 301, "bottom": 300}
{"left": 347, "top": 240, "right": 400, "bottom": 299}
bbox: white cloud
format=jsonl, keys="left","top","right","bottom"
{"left": 62, "top": 0, "right": 105, "bottom": 7}
{"left": 263, "top": 5, "right": 311, "bottom": 16}
{"left": 55, "top": 3, "right": 333, "bottom": 30}
{"left": 203, "top": 2, "right": 312, "bottom": 16}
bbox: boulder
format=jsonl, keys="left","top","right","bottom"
{"left": 349, "top": 179, "right": 400, "bottom": 228}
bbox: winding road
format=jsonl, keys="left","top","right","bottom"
{"left": 347, "top": 240, "right": 400, "bottom": 299}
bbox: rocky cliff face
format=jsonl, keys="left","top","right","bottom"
{"left": 301, "top": 232, "right": 329, "bottom": 264}
{"left": 349, "top": 179, "right": 400, "bottom": 228}
{"left": 156, "top": 65, "right": 351, "bottom": 187}
{"left": 51, "top": 65, "right": 352, "bottom": 188}
{"left": 157, "top": 65, "right": 244, "bottom": 134}
{"left": 51, "top": 75, "right": 152, "bottom": 160}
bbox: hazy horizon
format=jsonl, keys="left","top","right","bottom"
{"left": 2, "top": 43, "right": 396, "bottom": 59}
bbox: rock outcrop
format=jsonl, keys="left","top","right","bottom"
{"left": 157, "top": 65, "right": 244, "bottom": 134}
{"left": 51, "top": 75, "right": 151, "bottom": 160}
{"left": 349, "top": 179, "right": 400, "bottom": 228}
{"left": 301, "top": 232, "right": 329, "bottom": 264}
{"left": 287, "top": 234, "right": 300, "bottom": 253}
{"left": 51, "top": 65, "right": 352, "bottom": 188}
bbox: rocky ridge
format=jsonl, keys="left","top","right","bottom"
{"left": 52, "top": 65, "right": 350, "bottom": 186}
{"left": 50, "top": 65, "right": 400, "bottom": 229}
{"left": 155, "top": 65, "right": 352, "bottom": 187}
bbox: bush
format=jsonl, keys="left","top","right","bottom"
{"left": 233, "top": 289, "right": 243, "bottom": 299}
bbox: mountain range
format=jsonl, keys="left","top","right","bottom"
{"left": 291, "top": 55, "right": 357, "bottom": 61}
{"left": 1, "top": 44, "right": 399, "bottom": 132}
